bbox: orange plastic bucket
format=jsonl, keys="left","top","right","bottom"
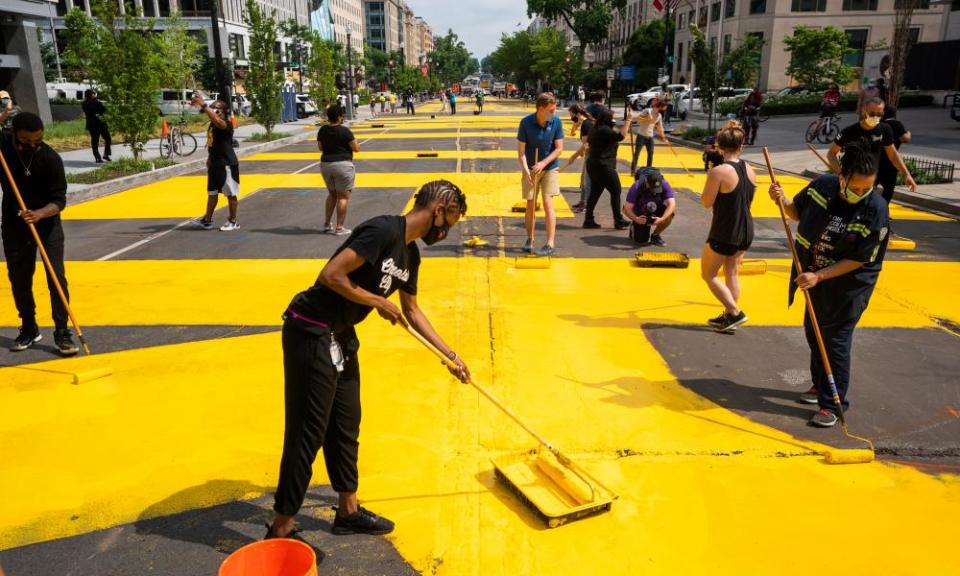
{"left": 219, "top": 539, "right": 318, "bottom": 576}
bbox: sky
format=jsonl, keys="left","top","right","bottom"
{"left": 404, "top": 0, "right": 532, "bottom": 60}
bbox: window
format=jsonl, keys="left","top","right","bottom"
{"left": 749, "top": 0, "right": 766, "bottom": 13}
{"left": 895, "top": 0, "right": 930, "bottom": 7}
{"left": 679, "top": 13, "right": 685, "bottom": 28}
{"left": 909, "top": 27, "right": 921, "bottom": 45}
{"left": 180, "top": 0, "right": 208, "bottom": 17}
{"left": 698, "top": 7, "right": 707, "bottom": 26}
{"left": 711, "top": 2, "right": 721, "bottom": 21}
{"left": 687, "top": 42, "right": 693, "bottom": 71}
{"left": 229, "top": 33, "right": 245, "bottom": 59}
{"left": 842, "top": 0, "right": 877, "bottom": 10}
{"left": 677, "top": 42, "right": 684, "bottom": 74}
{"left": 844, "top": 29, "right": 868, "bottom": 67}
{"left": 723, "top": 34, "right": 731, "bottom": 56}
{"left": 688, "top": 10, "right": 695, "bottom": 26}
{"left": 726, "top": 0, "right": 736, "bottom": 18}
{"left": 158, "top": 0, "right": 171, "bottom": 17}
{"left": 791, "top": 0, "right": 826, "bottom": 11}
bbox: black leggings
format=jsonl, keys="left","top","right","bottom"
{"left": 585, "top": 164, "right": 623, "bottom": 222}
{"left": 274, "top": 321, "right": 361, "bottom": 516}
{"left": 3, "top": 225, "right": 70, "bottom": 329}
{"left": 89, "top": 124, "right": 111, "bottom": 161}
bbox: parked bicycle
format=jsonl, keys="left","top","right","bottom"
{"left": 805, "top": 113, "right": 841, "bottom": 144}
{"left": 159, "top": 118, "right": 198, "bottom": 159}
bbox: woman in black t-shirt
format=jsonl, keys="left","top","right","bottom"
{"left": 191, "top": 93, "right": 240, "bottom": 231}
{"left": 583, "top": 109, "right": 632, "bottom": 229}
{"left": 318, "top": 104, "right": 359, "bottom": 235}
{"left": 267, "top": 180, "right": 470, "bottom": 539}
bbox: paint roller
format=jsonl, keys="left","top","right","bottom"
{"left": 417, "top": 152, "right": 439, "bottom": 157}
{"left": 72, "top": 367, "right": 113, "bottom": 385}
{"left": 658, "top": 124, "right": 694, "bottom": 179}
{"left": 534, "top": 448, "right": 595, "bottom": 505}
{"left": 515, "top": 256, "right": 550, "bottom": 269}
{"left": 763, "top": 147, "right": 874, "bottom": 465}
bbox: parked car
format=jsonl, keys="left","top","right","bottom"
{"left": 296, "top": 94, "right": 317, "bottom": 118}
{"left": 951, "top": 93, "right": 960, "bottom": 122}
{"left": 204, "top": 92, "right": 252, "bottom": 116}
{"left": 158, "top": 89, "right": 201, "bottom": 116}
{"left": 627, "top": 84, "right": 690, "bottom": 108}
{"left": 677, "top": 87, "right": 752, "bottom": 117}
{"left": 46, "top": 81, "right": 94, "bottom": 102}
{"left": 772, "top": 85, "right": 810, "bottom": 99}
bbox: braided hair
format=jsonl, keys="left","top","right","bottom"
{"left": 839, "top": 138, "right": 877, "bottom": 179}
{"left": 413, "top": 179, "right": 468, "bottom": 217}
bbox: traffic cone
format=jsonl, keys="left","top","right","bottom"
{"left": 160, "top": 118, "right": 169, "bottom": 139}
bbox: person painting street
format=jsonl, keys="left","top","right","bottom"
{"left": 1, "top": 112, "right": 78, "bottom": 355}
{"left": 583, "top": 108, "right": 631, "bottom": 231}
{"left": 559, "top": 103, "right": 593, "bottom": 213}
{"left": 318, "top": 104, "right": 359, "bottom": 235}
{"left": 266, "top": 180, "right": 470, "bottom": 539}
{"left": 517, "top": 92, "right": 564, "bottom": 256}
{"left": 82, "top": 89, "right": 111, "bottom": 163}
{"left": 475, "top": 90, "right": 484, "bottom": 114}
{"left": 768, "top": 141, "right": 889, "bottom": 428}
{"left": 827, "top": 97, "right": 917, "bottom": 194}
{"left": 192, "top": 93, "right": 240, "bottom": 231}
{"left": 630, "top": 98, "right": 667, "bottom": 172}
{"left": 623, "top": 167, "right": 677, "bottom": 246}
{"left": 701, "top": 121, "right": 756, "bottom": 333}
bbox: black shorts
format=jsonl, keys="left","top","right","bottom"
{"left": 207, "top": 163, "right": 240, "bottom": 196}
{"left": 708, "top": 239, "right": 751, "bottom": 256}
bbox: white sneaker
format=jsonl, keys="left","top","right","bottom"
{"left": 220, "top": 220, "right": 240, "bottom": 231}
{"left": 324, "top": 223, "right": 334, "bottom": 234}
{"left": 334, "top": 227, "right": 352, "bottom": 236}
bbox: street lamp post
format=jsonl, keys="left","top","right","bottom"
{"left": 209, "top": 0, "right": 230, "bottom": 105}
{"left": 346, "top": 27, "right": 354, "bottom": 121}
{"left": 388, "top": 59, "right": 395, "bottom": 93}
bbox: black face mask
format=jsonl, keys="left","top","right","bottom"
{"left": 422, "top": 210, "right": 450, "bottom": 246}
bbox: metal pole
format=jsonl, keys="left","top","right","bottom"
{"left": 691, "top": 0, "right": 700, "bottom": 88}
{"left": 347, "top": 28, "right": 354, "bottom": 121}
{"left": 47, "top": 2, "right": 64, "bottom": 83}
{"left": 294, "top": 1, "right": 303, "bottom": 93}
{"left": 708, "top": 0, "right": 724, "bottom": 130}
{"left": 210, "top": 0, "right": 230, "bottom": 105}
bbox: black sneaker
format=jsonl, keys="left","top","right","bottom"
{"left": 582, "top": 219, "right": 600, "bottom": 229}
{"left": 715, "top": 310, "right": 748, "bottom": 332}
{"left": 707, "top": 312, "right": 727, "bottom": 329}
{"left": 810, "top": 408, "right": 838, "bottom": 428}
{"left": 650, "top": 234, "right": 666, "bottom": 246}
{"left": 614, "top": 220, "right": 630, "bottom": 230}
{"left": 798, "top": 386, "right": 819, "bottom": 405}
{"left": 10, "top": 325, "right": 41, "bottom": 351}
{"left": 331, "top": 506, "right": 394, "bottom": 536}
{"left": 54, "top": 328, "right": 79, "bottom": 356}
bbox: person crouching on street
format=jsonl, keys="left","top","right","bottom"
{"left": 623, "top": 167, "right": 677, "bottom": 246}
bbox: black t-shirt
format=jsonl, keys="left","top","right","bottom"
{"left": 286, "top": 215, "right": 421, "bottom": 333}
{"left": 82, "top": 99, "right": 107, "bottom": 129}
{"left": 0, "top": 136, "right": 67, "bottom": 239}
{"left": 206, "top": 122, "right": 238, "bottom": 167}
{"left": 586, "top": 124, "right": 624, "bottom": 171}
{"left": 834, "top": 122, "right": 893, "bottom": 170}
{"left": 878, "top": 119, "right": 907, "bottom": 177}
{"left": 579, "top": 118, "right": 594, "bottom": 141}
{"left": 317, "top": 124, "right": 355, "bottom": 163}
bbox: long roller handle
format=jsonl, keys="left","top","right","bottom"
{"left": 805, "top": 143, "right": 834, "bottom": 173}
{"left": 762, "top": 147, "right": 845, "bottom": 426}
{"left": 0, "top": 145, "right": 90, "bottom": 354}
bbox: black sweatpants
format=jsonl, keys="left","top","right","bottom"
{"left": 878, "top": 170, "right": 897, "bottom": 205}
{"left": 89, "top": 124, "right": 111, "bottom": 161}
{"left": 2, "top": 225, "right": 70, "bottom": 329}
{"left": 585, "top": 164, "right": 624, "bottom": 224}
{"left": 803, "top": 281, "right": 876, "bottom": 414}
{"left": 274, "top": 321, "right": 361, "bottom": 516}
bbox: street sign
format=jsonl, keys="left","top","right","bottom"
{"left": 619, "top": 65, "right": 636, "bottom": 81}
{"left": 606, "top": 69, "right": 615, "bottom": 81}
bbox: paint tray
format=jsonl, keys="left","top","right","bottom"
{"left": 634, "top": 251, "right": 689, "bottom": 268}
{"left": 888, "top": 234, "right": 916, "bottom": 251}
{"left": 492, "top": 449, "right": 615, "bottom": 528}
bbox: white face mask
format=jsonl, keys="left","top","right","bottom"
{"left": 863, "top": 116, "right": 881, "bottom": 128}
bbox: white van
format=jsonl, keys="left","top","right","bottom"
{"left": 157, "top": 89, "right": 201, "bottom": 116}
{"left": 46, "top": 81, "right": 95, "bottom": 102}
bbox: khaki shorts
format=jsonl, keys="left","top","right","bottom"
{"left": 521, "top": 168, "right": 560, "bottom": 201}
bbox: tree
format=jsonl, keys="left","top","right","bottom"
{"left": 783, "top": 26, "right": 856, "bottom": 90}
{"left": 429, "top": 30, "right": 473, "bottom": 85}
{"left": 156, "top": 13, "right": 202, "bottom": 113}
{"left": 725, "top": 34, "right": 764, "bottom": 88}
{"left": 244, "top": 0, "right": 285, "bottom": 137}
{"left": 530, "top": 28, "right": 572, "bottom": 89}
{"left": 39, "top": 37, "right": 60, "bottom": 83}
{"left": 487, "top": 31, "right": 534, "bottom": 87}
{"left": 526, "top": 0, "right": 627, "bottom": 54}
{"left": 306, "top": 33, "right": 337, "bottom": 110}
{"left": 61, "top": 7, "right": 99, "bottom": 82}
{"left": 889, "top": 0, "right": 921, "bottom": 106}
{"left": 689, "top": 25, "right": 721, "bottom": 129}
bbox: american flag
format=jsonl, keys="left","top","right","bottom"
{"left": 653, "top": 0, "right": 683, "bottom": 12}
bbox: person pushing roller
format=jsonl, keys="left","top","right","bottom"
{"left": 768, "top": 140, "right": 890, "bottom": 428}
{"left": 267, "top": 180, "right": 470, "bottom": 539}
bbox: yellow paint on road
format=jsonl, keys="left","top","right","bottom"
{"left": 2, "top": 256, "right": 959, "bottom": 575}
{"left": 1, "top": 258, "right": 956, "bottom": 329}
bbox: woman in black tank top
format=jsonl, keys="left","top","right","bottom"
{"left": 700, "top": 121, "right": 756, "bottom": 333}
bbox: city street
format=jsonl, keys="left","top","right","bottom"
{"left": 1, "top": 99, "right": 958, "bottom": 575}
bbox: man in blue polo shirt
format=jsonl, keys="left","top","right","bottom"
{"left": 516, "top": 92, "right": 564, "bottom": 256}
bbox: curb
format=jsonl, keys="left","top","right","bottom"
{"left": 66, "top": 128, "right": 315, "bottom": 205}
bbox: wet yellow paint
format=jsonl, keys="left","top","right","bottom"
{"left": 2, "top": 256, "right": 959, "bottom": 575}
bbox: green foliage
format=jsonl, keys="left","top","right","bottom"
{"left": 89, "top": 0, "right": 166, "bottom": 160}
{"left": 900, "top": 158, "right": 951, "bottom": 185}
{"left": 725, "top": 34, "right": 764, "bottom": 88}
{"left": 783, "top": 26, "right": 857, "bottom": 91}
{"left": 488, "top": 31, "right": 534, "bottom": 87}
{"left": 622, "top": 20, "right": 668, "bottom": 70}
{"left": 530, "top": 28, "right": 573, "bottom": 86}
{"left": 61, "top": 7, "right": 99, "bottom": 82}
{"left": 244, "top": 0, "right": 285, "bottom": 136}
{"left": 527, "top": 0, "right": 628, "bottom": 51}
{"left": 197, "top": 57, "right": 234, "bottom": 92}
{"left": 393, "top": 64, "right": 430, "bottom": 93}
{"left": 247, "top": 131, "right": 289, "bottom": 142}
{"left": 306, "top": 35, "right": 338, "bottom": 110}
{"left": 156, "top": 13, "right": 203, "bottom": 109}
{"left": 689, "top": 25, "right": 720, "bottom": 123}
{"left": 65, "top": 157, "right": 176, "bottom": 184}
{"left": 716, "top": 91, "right": 932, "bottom": 116}
{"left": 681, "top": 126, "right": 711, "bottom": 142}
{"left": 489, "top": 28, "right": 581, "bottom": 89}
{"left": 430, "top": 30, "right": 473, "bottom": 86}
{"left": 38, "top": 31, "right": 60, "bottom": 82}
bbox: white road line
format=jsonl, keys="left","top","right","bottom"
{"left": 455, "top": 125, "right": 462, "bottom": 173}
